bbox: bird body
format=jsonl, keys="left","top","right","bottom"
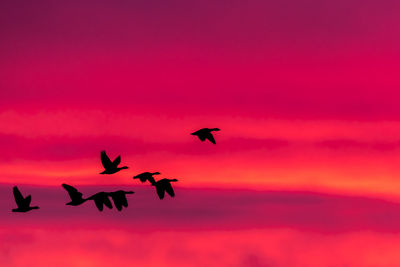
{"left": 12, "top": 186, "right": 39, "bottom": 212}
{"left": 100, "top": 151, "right": 128, "bottom": 174}
{"left": 133, "top": 172, "right": 161, "bottom": 184}
{"left": 191, "top": 128, "right": 220, "bottom": 144}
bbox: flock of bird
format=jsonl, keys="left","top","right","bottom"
{"left": 11, "top": 128, "right": 221, "bottom": 213}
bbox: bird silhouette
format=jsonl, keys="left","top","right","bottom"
{"left": 87, "top": 192, "right": 113, "bottom": 211}
{"left": 12, "top": 186, "right": 39, "bottom": 212}
{"left": 191, "top": 128, "right": 220, "bottom": 144}
{"left": 108, "top": 190, "right": 134, "bottom": 211}
{"left": 62, "top": 184, "right": 88, "bottom": 206}
{"left": 133, "top": 172, "right": 161, "bottom": 184}
{"left": 152, "top": 178, "right": 178, "bottom": 200}
{"left": 100, "top": 150, "right": 128, "bottom": 174}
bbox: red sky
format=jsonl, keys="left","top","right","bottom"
{"left": 1, "top": 0, "right": 400, "bottom": 266}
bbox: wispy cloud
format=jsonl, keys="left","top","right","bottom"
{"left": 1, "top": 185, "right": 400, "bottom": 233}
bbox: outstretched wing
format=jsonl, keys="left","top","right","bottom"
{"left": 112, "top": 155, "right": 121, "bottom": 166}
{"left": 121, "top": 196, "right": 128, "bottom": 207}
{"left": 101, "top": 151, "right": 113, "bottom": 169}
{"left": 121, "top": 191, "right": 133, "bottom": 207}
{"left": 205, "top": 133, "right": 216, "bottom": 144}
{"left": 62, "top": 184, "right": 83, "bottom": 200}
{"left": 156, "top": 185, "right": 165, "bottom": 199}
{"left": 102, "top": 196, "right": 113, "bottom": 209}
{"left": 25, "top": 195, "right": 32, "bottom": 206}
{"left": 93, "top": 198, "right": 105, "bottom": 211}
{"left": 110, "top": 194, "right": 123, "bottom": 211}
{"left": 13, "top": 186, "right": 24, "bottom": 205}
{"left": 147, "top": 176, "right": 156, "bottom": 185}
{"left": 165, "top": 183, "right": 175, "bottom": 197}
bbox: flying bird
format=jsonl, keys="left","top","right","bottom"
{"left": 191, "top": 128, "right": 220, "bottom": 144}
{"left": 108, "top": 190, "right": 134, "bottom": 211}
{"left": 100, "top": 150, "right": 128, "bottom": 174}
{"left": 87, "top": 192, "right": 113, "bottom": 211}
{"left": 12, "top": 186, "right": 39, "bottom": 212}
{"left": 133, "top": 172, "right": 161, "bottom": 184}
{"left": 62, "top": 184, "right": 87, "bottom": 206}
{"left": 152, "top": 178, "right": 178, "bottom": 200}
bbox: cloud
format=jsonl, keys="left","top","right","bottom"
{"left": 2, "top": 185, "right": 400, "bottom": 266}
{"left": 1, "top": 185, "right": 400, "bottom": 233}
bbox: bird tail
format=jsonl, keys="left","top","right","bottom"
{"left": 210, "top": 128, "right": 220, "bottom": 131}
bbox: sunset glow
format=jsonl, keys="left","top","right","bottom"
{"left": 1, "top": 0, "right": 400, "bottom": 266}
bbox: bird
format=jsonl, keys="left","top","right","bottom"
{"left": 151, "top": 178, "right": 178, "bottom": 200}
{"left": 12, "top": 186, "right": 39, "bottom": 212}
{"left": 100, "top": 150, "right": 128, "bottom": 174}
{"left": 62, "top": 184, "right": 87, "bottom": 206}
{"left": 87, "top": 192, "right": 113, "bottom": 211}
{"left": 191, "top": 128, "right": 220, "bottom": 144}
{"left": 133, "top": 172, "right": 161, "bottom": 184}
{"left": 108, "top": 190, "right": 134, "bottom": 211}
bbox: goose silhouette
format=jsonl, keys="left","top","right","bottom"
{"left": 100, "top": 150, "right": 128, "bottom": 174}
{"left": 133, "top": 172, "right": 161, "bottom": 184}
{"left": 108, "top": 190, "right": 134, "bottom": 211}
{"left": 191, "top": 128, "right": 220, "bottom": 144}
{"left": 152, "top": 178, "right": 178, "bottom": 200}
{"left": 87, "top": 192, "right": 113, "bottom": 211}
{"left": 12, "top": 186, "right": 39, "bottom": 212}
{"left": 62, "top": 184, "right": 87, "bottom": 206}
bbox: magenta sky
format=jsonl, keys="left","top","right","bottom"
{"left": 1, "top": 0, "right": 400, "bottom": 266}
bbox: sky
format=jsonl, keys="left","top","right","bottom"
{"left": 1, "top": 0, "right": 400, "bottom": 266}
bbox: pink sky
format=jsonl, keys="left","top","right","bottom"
{"left": 1, "top": 0, "right": 400, "bottom": 266}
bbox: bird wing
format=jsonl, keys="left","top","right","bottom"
{"left": 62, "top": 184, "right": 83, "bottom": 200}
{"left": 110, "top": 194, "right": 123, "bottom": 211}
{"left": 121, "top": 191, "right": 133, "bottom": 207}
{"left": 13, "top": 186, "right": 24, "bottom": 205}
{"left": 25, "top": 195, "right": 32, "bottom": 206}
{"left": 121, "top": 195, "right": 128, "bottom": 207}
{"left": 156, "top": 185, "right": 165, "bottom": 199}
{"left": 101, "top": 151, "right": 113, "bottom": 169}
{"left": 205, "top": 133, "right": 216, "bottom": 144}
{"left": 112, "top": 155, "right": 121, "bottom": 166}
{"left": 93, "top": 197, "right": 105, "bottom": 211}
{"left": 148, "top": 176, "right": 156, "bottom": 185}
{"left": 165, "top": 183, "right": 175, "bottom": 197}
{"left": 103, "top": 196, "right": 113, "bottom": 209}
